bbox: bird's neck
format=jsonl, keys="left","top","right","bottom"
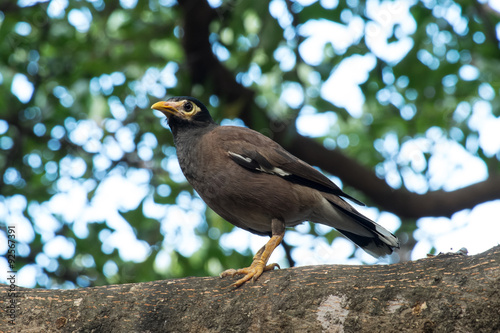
{"left": 170, "top": 120, "right": 218, "bottom": 148}
{"left": 170, "top": 121, "right": 218, "bottom": 181}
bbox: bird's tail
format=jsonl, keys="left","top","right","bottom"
{"left": 317, "top": 194, "right": 400, "bottom": 258}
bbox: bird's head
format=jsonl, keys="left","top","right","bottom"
{"left": 151, "top": 96, "right": 214, "bottom": 126}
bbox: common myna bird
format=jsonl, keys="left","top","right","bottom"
{"left": 151, "top": 96, "right": 399, "bottom": 287}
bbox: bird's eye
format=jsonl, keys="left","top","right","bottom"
{"left": 184, "top": 102, "right": 193, "bottom": 112}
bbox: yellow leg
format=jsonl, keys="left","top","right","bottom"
{"left": 220, "top": 219, "right": 285, "bottom": 288}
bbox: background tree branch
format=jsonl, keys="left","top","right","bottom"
{"left": 177, "top": 0, "right": 500, "bottom": 219}
{"left": 284, "top": 134, "right": 500, "bottom": 218}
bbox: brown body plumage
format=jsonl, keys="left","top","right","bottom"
{"left": 152, "top": 96, "right": 399, "bottom": 287}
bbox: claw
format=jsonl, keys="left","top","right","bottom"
{"left": 219, "top": 269, "right": 238, "bottom": 278}
{"left": 221, "top": 261, "right": 280, "bottom": 288}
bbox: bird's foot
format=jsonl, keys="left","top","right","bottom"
{"left": 220, "top": 230, "right": 284, "bottom": 288}
{"left": 220, "top": 260, "right": 280, "bottom": 288}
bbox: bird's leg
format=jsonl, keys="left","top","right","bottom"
{"left": 220, "top": 219, "right": 285, "bottom": 288}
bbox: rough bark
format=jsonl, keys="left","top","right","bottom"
{"left": 1, "top": 245, "right": 499, "bottom": 332}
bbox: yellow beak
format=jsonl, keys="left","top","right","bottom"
{"left": 151, "top": 100, "right": 184, "bottom": 118}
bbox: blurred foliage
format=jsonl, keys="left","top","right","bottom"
{"left": 0, "top": 0, "right": 499, "bottom": 288}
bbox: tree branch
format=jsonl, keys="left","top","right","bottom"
{"left": 2, "top": 246, "right": 499, "bottom": 332}
{"left": 178, "top": 0, "right": 255, "bottom": 125}
{"left": 284, "top": 134, "right": 500, "bottom": 218}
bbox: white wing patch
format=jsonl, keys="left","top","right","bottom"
{"left": 228, "top": 151, "right": 252, "bottom": 163}
{"left": 268, "top": 166, "right": 291, "bottom": 177}
{"left": 228, "top": 151, "right": 291, "bottom": 177}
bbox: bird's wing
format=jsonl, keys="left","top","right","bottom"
{"left": 218, "top": 126, "right": 365, "bottom": 206}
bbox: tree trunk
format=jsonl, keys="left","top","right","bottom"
{"left": 2, "top": 246, "right": 499, "bottom": 332}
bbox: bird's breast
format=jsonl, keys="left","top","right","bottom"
{"left": 173, "top": 130, "right": 324, "bottom": 233}
{"left": 178, "top": 147, "right": 316, "bottom": 232}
